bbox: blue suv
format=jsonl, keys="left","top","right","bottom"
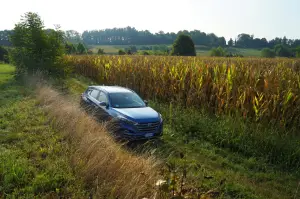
{"left": 80, "top": 86, "right": 163, "bottom": 140}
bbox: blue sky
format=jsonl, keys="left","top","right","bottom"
{"left": 1, "top": 0, "right": 299, "bottom": 40}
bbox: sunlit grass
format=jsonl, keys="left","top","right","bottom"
{"left": 0, "top": 64, "right": 88, "bottom": 198}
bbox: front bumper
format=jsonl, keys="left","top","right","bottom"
{"left": 117, "top": 122, "right": 163, "bottom": 141}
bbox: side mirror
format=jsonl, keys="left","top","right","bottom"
{"left": 144, "top": 100, "right": 148, "bottom": 106}
{"left": 99, "top": 101, "right": 109, "bottom": 109}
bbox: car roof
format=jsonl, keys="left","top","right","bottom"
{"left": 89, "top": 86, "right": 133, "bottom": 93}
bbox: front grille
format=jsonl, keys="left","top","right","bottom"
{"left": 136, "top": 121, "right": 160, "bottom": 132}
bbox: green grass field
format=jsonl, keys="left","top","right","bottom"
{"left": 0, "top": 64, "right": 88, "bottom": 198}
{"left": 89, "top": 45, "right": 121, "bottom": 54}
{"left": 226, "top": 47, "right": 261, "bottom": 57}
{"left": 89, "top": 45, "right": 262, "bottom": 57}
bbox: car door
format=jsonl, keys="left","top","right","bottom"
{"left": 88, "top": 89, "right": 100, "bottom": 110}
{"left": 97, "top": 91, "right": 111, "bottom": 120}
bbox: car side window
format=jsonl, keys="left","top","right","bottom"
{"left": 98, "top": 91, "right": 108, "bottom": 103}
{"left": 85, "top": 88, "right": 92, "bottom": 94}
{"left": 90, "top": 89, "right": 100, "bottom": 99}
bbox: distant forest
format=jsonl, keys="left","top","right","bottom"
{"left": 1, "top": 27, "right": 300, "bottom": 49}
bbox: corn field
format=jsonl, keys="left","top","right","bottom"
{"left": 65, "top": 55, "right": 300, "bottom": 130}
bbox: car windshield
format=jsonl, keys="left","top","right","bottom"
{"left": 109, "top": 92, "right": 146, "bottom": 108}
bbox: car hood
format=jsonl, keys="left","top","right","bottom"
{"left": 113, "top": 107, "right": 160, "bottom": 123}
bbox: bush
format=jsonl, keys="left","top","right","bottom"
{"left": 138, "top": 49, "right": 169, "bottom": 56}
{"left": 261, "top": 48, "right": 276, "bottom": 58}
{"left": 142, "top": 51, "right": 150, "bottom": 55}
{"left": 295, "top": 46, "right": 300, "bottom": 58}
{"left": 226, "top": 52, "right": 244, "bottom": 58}
{"left": 0, "top": 45, "right": 9, "bottom": 63}
{"left": 97, "top": 48, "right": 105, "bottom": 55}
{"left": 126, "top": 49, "right": 132, "bottom": 55}
{"left": 153, "top": 50, "right": 169, "bottom": 56}
{"left": 77, "top": 43, "right": 87, "bottom": 54}
{"left": 129, "top": 46, "right": 137, "bottom": 53}
{"left": 125, "top": 46, "right": 137, "bottom": 54}
{"left": 171, "top": 34, "right": 196, "bottom": 56}
{"left": 140, "top": 46, "right": 151, "bottom": 50}
{"left": 210, "top": 46, "right": 226, "bottom": 57}
{"left": 10, "top": 12, "right": 67, "bottom": 78}
{"left": 275, "top": 44, "right": 293, "bottom": 57}
{"left": 118, "top": 49, "right": 126, "bottom": 55}
{"left": 65, "top": 42, "right": 77, "bottom": 54}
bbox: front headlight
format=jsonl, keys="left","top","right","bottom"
{"left": 159, "top": 113, "right": 163, "bottom": 122}
{"left": 117, "top": 115, "right": 137, "bottom": 125}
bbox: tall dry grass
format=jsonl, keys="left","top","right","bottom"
{"left": 35, "top": 86, "right": 160, "bottom": 199}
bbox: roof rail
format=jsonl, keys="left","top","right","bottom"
{"left": 100, "top": 86, "right": 107, "bottom": 92}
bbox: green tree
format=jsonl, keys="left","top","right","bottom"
{"left": 228, "top": 38, "right": 234, "bottom": 47}
{"left": 236, "top": 34, "right": 253, "bottom": 48}
{"left": 140, "top": 46, "right": 151, "bottom": 50}
{"left": 142, "top": 51, "right": 150, "bottom": 55}
{"left": 10, "top": 12, "right": 66, "bottom": 77}
{"left": 295, "top": 46, "right": 300, "bottom": 58}
{"left": 261, "top": 48, "right": 276, "bottom": 58}
{"left": 64, "top": 30, "right": 81, "bottom": 43}
{"left": 274, "top": 44, "right": 293, "bottom": 57}
{"left": 126, "top": 49, "right": 132, "bottom": 55}
{"left": 171, "top": 34, "right": 196, "bottom": 56}
{"left": 217, "top": 37, "right": 226, "bottom": 47}
{"left": 125, "top": 46, "right": 137, "bottom": 54}
{"left": 77, "top": 43, "right": 87, "bottom": 54}
{"left": 97, "top": 48, "right": 105, "bottom": 55}
{"left": 210, "top": 46, "right": 226, "bottom": 57}
{"left": 129, "top": 46, "right": 137, "bottom": 53}
{"left": 118, "top": 49, "right": 126, "bottom": 55}
{"left": 65, "top": 42, "right": 77, "bottom": 54}
{"left": 0, "top": 45, "right": 9, "bottom": 63}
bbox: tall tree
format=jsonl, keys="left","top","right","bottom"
{"left": 171, "top": 34, "right": 196, "bottom": 56}
{"left": 64, "top": 30, "right": 81, "bottom": 43}
{"left": 77, "top": 43, "right": 87, "bottom": 54}
{"left": 228, "top": 38, "right": 234, "bottom": 47}
{"left": 217, "top": 37, "right": 226, "bottom": 47}
{"left": 282, "top": 36, "right": 288, "bottom": 45}
{"left": 10, "top": 12, "right": 66, "bottom": 77}
{"left": 236, "top": 34, "right": 253, "bottom": 48}
{"left": 65, "top": 42, "right": 77, "bottom": 54}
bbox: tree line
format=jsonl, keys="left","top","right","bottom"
{"left": 81, "top": 28, "right": 226, "bottom": 47}
{"left": 2, "top": 28, "right": 300, "bottom": 49}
